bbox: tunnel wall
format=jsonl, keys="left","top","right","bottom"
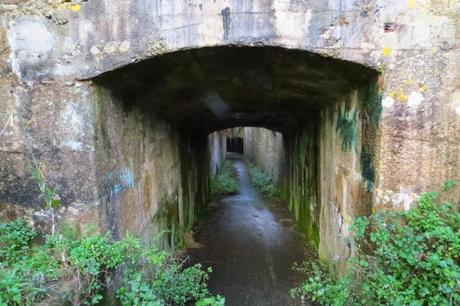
{"left": 0, "top": 78, "right": 100, "bottom": 232}
{"left": 209, "top": 131, "right": 226, "bottom": 177}
{"left": 282, "top": 122, "right": 320, "bottom": 247}
{"left": 242, "top": 128, "right": 284, "bottom": 181}
{"left": 93, "top": 85, "right": 211, "bottom": 249}
{"left": 241, "top": 124, "right": 320, "bottom": 248}
{"left": 241, "top": 80, "right": 382, "bottom": 267}
{"left": 317, "top": 81, "right": 381, "bottom": 268}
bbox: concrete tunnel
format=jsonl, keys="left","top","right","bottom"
{"left": 92, "top": 45, "right": 382, "bottom": 264}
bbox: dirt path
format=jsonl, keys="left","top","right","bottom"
{"left": 188, "top": 158, "right": 309, "bottom": 306}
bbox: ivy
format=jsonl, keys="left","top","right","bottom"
{"left": 291, "top": 180, "right": 460, "bottom": 305}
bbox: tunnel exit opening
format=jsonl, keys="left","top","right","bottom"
{"left": 92, "top": 45, "right": 381, "bottom": 265}
{"left": 226, "top": 137, "right": 244, "bottom": 154}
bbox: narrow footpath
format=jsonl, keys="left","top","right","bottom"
{"left": 188, "top": 157, "right": 307, "bottom": 306}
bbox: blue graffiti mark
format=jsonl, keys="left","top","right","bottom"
{"left": 107, "top": 168, "right": 135, "bottom": 199}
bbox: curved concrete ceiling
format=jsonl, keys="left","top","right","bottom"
{"left": 95, "top": 46, "right": 378, "bottom": 133}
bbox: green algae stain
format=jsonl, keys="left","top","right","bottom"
{"left": 360, "top": 81, "right": 383, "bottom": 191}
{"left": 361, "top": 81, "right": 383, "bottom": 131}
{"left": 154, "top": 193, "right": 184, "bottom": 250}
{"left": 283, "top": 128, "right": 320, "bottom": 249}
{"left": 361, "top": 149, "right": 375, "bottom": 191}
{"left": 336, "top": 108, "right": 358, "bottom": 152}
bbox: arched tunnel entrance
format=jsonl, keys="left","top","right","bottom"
{"left": 92, "top": 46, "right": 381, "bottom": 304}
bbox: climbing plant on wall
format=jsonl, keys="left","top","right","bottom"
{"left": 291, "top": 180, "right": 460, "bottom": 305}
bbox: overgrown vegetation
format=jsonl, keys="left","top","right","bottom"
{"left": 291, "top": 180, "right": 460, "bottom": 305}
{"left": 0, "top": 220, "right": 224, "bottom": 305}
{"left": 211, "top": 160, "right": 238, "bottom": 198}
{"left": 248, "top": 164, "right": 280, "bottom": 199}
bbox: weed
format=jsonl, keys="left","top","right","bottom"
{"left": 211, "top": 160, "right": 238, "bottom": 198}
{"left": 30, "top": 159, "right": 61, "bottom": 236}
{"left": 248, "top": 164, "right": 280, "bottom": 199}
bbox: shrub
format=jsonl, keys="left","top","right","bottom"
{"left": 248, "top": 164, "right": 280, "bottom": 198}
{"left": 291, "top": 181, "right": 460, "bottom": 305}
{"left": 211, "top": 160, "right": 238, "bottom": 198}
{"left": 0, "top": 219, "right": 60, "bottom": 305}
{"left": 117, "top": 240, "right": 224, "bottom": 306}
{"left": 0, "top": 220, "right": 223, "bottom": 305}
{"left": 0, "top": 218, "right": 36, "bottom": 261}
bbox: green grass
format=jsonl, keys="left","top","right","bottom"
{"left": 248, "top": 164, "right": 281, "bottom": 199}
{"left": 211, "top": 160, "right": 238, "bottom": 198}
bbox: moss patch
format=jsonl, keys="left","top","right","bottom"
{"left": 360, "top": 80, "right": 383, "bottom": 191}
{"left": 336, "top": 108, "right": 358, "bottom": 152}
{"left": 283, "top": 125, "right": 320, "bottom": 249}
{"left": 154, "top": 193, "right": 183, "bottom": 250}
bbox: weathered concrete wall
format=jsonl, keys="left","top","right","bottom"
{"left": 241, "top": 79, "right": 382, "bottom": 269}
{"left": 209, "top": 131, "right": 226, "bottom": 177}
{"left": 0, "top": 0, "right": 459, "bottom": 265}
{"left": 93, "top": 84, "right": 211, "bottom": 248}
{"left": 318, "top": 81, "right": 381, "bottom": 269}
{"left": 243, "top": 127, "right": 284, "bottom": 180}
{"left": 2, "top": 0, "right": 457, "bottom": 208}
{"left": 0, "top": 16, "right": 99, "bottom": 230}
{"left": 282, "top": 121, "right": 320, "bottom": 248}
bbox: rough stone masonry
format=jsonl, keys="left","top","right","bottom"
{"left": 0, "top": 0, "right": 458, "bottom": 266}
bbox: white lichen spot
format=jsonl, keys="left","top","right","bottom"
{"left": 103, "top": 41, "right": 118, "bottom": 54}
{"left": 407, "top": 91, "right": 424, "bottom": 107}
{"left": 453, "top": 91, "right": 460, "bottom": 115}
{"left": 9, "top": 18, "right": 56, "bottom": 75}
{"left": 376, "top": 188, "right": 416, "bottom": 210}
{"left": 272, "top": 2, "right": 312, "bottom": 40}
{"left": 90, "top": 45, "right": 101, "bottom": 55}
{"left": 382, "top": 96, "right": 395, "bottom": 108}
{"left": 63, "top": 139, "right": 83, "bottom": 151}
{"left": 58, "top": 103, "right": 89, "bottom": 151}
{"left": 119, "top": 41, "right": 131, "bottom": 53}
{"left": 360, "top": 42, "right": 375, "bottom": 50}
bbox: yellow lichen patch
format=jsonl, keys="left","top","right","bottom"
{"left": 52, "top": 3, "right": 71, "bottom": 10}
{"left": 407, "top": 0, "right": 417, "bottom": 9}
{"left": 390, "top": 90, "right": 409, "bottom": 103}
{"left": 382, "top": 47, "right": 391, "bottom": 56}
{"left": 71, "top": 4, "right": 81, "bottom": 12}
{"left": 418, "top": 83, "right": 428, "bottom": 92}
{"left": 402, "top": 79, "right": 414, "bottom": 85}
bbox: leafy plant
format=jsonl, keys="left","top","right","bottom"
{"left": 117, "top": 242, "right": 222, "bottom": 306}
{"left": 248, "top": 164, "right": 280, "bottom": 198}
{"left": 30, "top": 159, "right": 61, "bottom": 236}
{"left": 211, "top": 160, "right": 238, "bottom": 198}
{"left": 291, "top": 180, "right": 460, "bottom": 305}
{"left": 0, "top": 219, "right": 223, "bottom": 306}
{"left": 0, "top": 218, "right": 36, "bottom": 261}
{"left": 0, "top": 219, "right": 60, "bottom": 306}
